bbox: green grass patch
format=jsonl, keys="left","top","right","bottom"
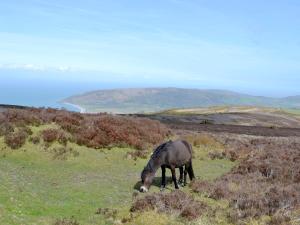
{"left": 0, "top": 130, "right": 236, "bottom": 225}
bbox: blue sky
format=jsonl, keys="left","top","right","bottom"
{"left": 1, "top": 0, "right": 300, "bottom": 97}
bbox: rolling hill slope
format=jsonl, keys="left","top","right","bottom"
{"left": 62, "top": 88, "right": 300, "bottom": 113}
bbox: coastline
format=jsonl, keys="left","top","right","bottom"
{"left": 61, "top": 102, "right": 87, "bottom": 113}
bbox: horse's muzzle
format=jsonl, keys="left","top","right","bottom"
{"left": 140, "top": 186, "right": 148, "bottom": 193}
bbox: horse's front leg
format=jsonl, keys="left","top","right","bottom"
{"left": 178, "top": 166, "right": 184, "bottom": 186}
{"left": 170, "top": 166, "right": 179, "bottom": 189}
{"left": 160, "top": 165, "right": 166, "bottom": 191}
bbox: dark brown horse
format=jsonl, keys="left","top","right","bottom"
{"left": 140, "top": 140, "right": 195, "bottom": 192}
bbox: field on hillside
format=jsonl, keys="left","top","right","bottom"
{"left": 0, "top": 107, "right": 300, "bottom": 225}
{"left": 149, "top": 106, "right": 300, "bottom": 128}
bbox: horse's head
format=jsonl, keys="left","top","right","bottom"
{"left": 140, "top": 166, "right": 155, "bottom": 192}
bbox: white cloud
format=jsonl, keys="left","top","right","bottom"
{"left": 0, "top": 63, "right": 75, "bottom": 72}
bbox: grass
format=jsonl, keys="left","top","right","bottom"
{"left": 0, "top": 126, "right": 236, "bottom": 225}
{"left": 0, "top": 142, "right": 142, "bottom": 224}
{"left": 157, "top": 106, "right": 280, "bottom": 115}
{"left": 282, "top": 108, "right": 300, "bottom": 116}
{"left": 159, "top": 106, "right": 300, "bottom": 122}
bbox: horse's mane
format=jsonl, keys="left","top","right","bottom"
{"left": 143, "top": 140, "right": 172, "bottom": 173}
{"left": 151, "top": 140, "right": 172, "bottom": 159}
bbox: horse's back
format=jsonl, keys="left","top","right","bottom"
{"left": 169, "top": 140, "right": 192, "bottom": 153}
{"left": 164, "top": 140, "right": 192, "bottom": 166}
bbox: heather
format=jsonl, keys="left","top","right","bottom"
{"left": 0, "top": 108, "right": 170, "bottom": 151}
{"left": 191, "top": 135, "right": 300, "bottom": 224}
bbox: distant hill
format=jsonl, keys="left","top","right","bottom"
{"left": 62, "top": 88, "right": 300, "bottom": 113}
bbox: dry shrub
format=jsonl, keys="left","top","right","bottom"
{"left": 224, "top": 149, "right": 239, "bottom": 161}
{"left": 210, "top": 182, "right": 233, "bottom": 200}
{"left": 4, "top": 130, "right": 28, "bottom": 149}
{"left": 232, "top": 140, "right": 300, "bottom": 184}
{"left": 0, "top": 122, "right": 14, "bottom": 136}
{"left": 57, "top": 132, "right": 68, "bottom": 146}
{"left": 54, "top": 112, "right": 83, "bottom": 134}
{"left": 268, "top": 213, "right": 292, "bottom": 225}
{"left": 19, "top": 126, "right": 33, "bottom": 135}
{"left": 191, "top": 180, "right": 232, "bottom": 200}
{"left": 3, "top": 108, "right": 42, "bottom": 126}
{"left": 41, "top": 129, "right": 59, "bottom": 143}
{"left": 228, "top": 183, "right": 300, "bottom": 222}
{"left": 131, "top": 190, "right": 207, "bottom": 221}
{"left": 41, "top": 129, "right": 69, "bottom": 146}
{"left": 74, "top": 115, "right": 169, "bottom": 150}
{"left": 0, "top": 107, "right": 170, "bottom": 155}
{"left": 190, "top": 180, "right": 213, "bottom": 194}
{"left": 191, "top": 136, "right": 300, "bottom": 223}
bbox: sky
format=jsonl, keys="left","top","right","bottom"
{"left": 1, "top": 0, "right": 300, "bottom": 97}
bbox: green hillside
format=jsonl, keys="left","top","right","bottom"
{"left": 62, "top": 88, "right": 300, "bottom": 113}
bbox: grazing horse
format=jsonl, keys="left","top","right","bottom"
{"left": 140, "top": 140, "right": 195, "bottom": 192}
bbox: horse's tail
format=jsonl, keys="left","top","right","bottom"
{"left": 187, "top": 160, "right": 195, "bottom": 181}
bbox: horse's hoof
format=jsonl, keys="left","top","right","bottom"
{"left": 175, "top": 186, "right": 179, "bottom": 189}
{"left": 160, "top": 186, "right": 165, "bottom": 192}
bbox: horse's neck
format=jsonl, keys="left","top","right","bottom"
{"left": 147, "top": 158, "right": 161, "bottom": 173}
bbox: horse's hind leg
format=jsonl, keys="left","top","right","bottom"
{"left": 183, "top": 166, "right": 188, "bottom": 186}
{"left": 170, "top": 166, "right": 179, "bottom": 189}
{"left": 178, "top": 167, "right": 184, "bottom": 186}
{"left": 160, "top": 166, "right": 166, "bottom": 191}
{"left": 187, "top": 160, "right": 195, "bottom": 181}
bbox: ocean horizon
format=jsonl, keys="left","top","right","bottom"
{"left": 0, "top": 77, "right": 116, "bottom": 112}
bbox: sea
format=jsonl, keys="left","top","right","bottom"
{"left": 0, "top": 78, "right": 119, "bottom": 112}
